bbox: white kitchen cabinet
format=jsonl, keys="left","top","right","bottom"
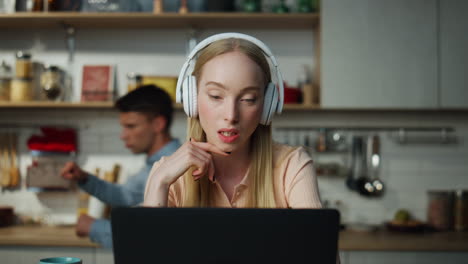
{"left": 439, "top": 0, "right": 468, "bottom": 108}
{"left": 95, "top": 248, "right": 114, "bottom": 264}
{"left": 0, "top": 246, "right": 94, "bottom": 264}
{"left": 339, "top": 251, "right": 349, "bottom": 264}
{"left": 321, "top": 0, "right": 438, "bottom": 108}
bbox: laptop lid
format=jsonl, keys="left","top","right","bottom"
{"left": 111, "top": 207, "right": 339, "bottom": 264}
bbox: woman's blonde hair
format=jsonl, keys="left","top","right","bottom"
{"left": 182, "top": 38, "right": 276, "bottom": 208}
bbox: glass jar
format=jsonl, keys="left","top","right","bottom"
{"left": 40, "top": 65, "right": 62, "bottom": 100}
{"left": 15, "top": 51, "right": 32, "bottom": 78}
{"left": 0, "top": 60, "right": 12, "bottom": 101}
{"left": 427, "top": 190, "right": 455, "bottom": 231}
{"left": 242, "top": 0, "right": 261, "bottom": 12}
{"left": 10, "top": 77, "right": 33, "bottom": 101}
{"left": 454, "top": 190, "right": 468, "bottom": 231}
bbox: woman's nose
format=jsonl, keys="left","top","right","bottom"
{"left": 223, "top": 99, "right": 239, "bottom": 123}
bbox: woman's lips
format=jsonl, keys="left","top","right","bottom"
{"left": 218, "top": 130, "right": 239, "bottom": 143}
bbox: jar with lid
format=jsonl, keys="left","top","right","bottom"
{"left": 127, "top": 72, "right": 142, "bottom": 93}
{"left": 0, "top": 60, "right": 12, "bottom": 101}
{"left": 10, "top": 77, "right": 33, "bottom": 101}
{"left": 40, "top": 65, "right": 63, "bottom": 100}
{"left": 427, "top": 190, "right": 455, "bottom": 231}
{"left": 454, "top": 190, "right": 468, "bottom": 231}
{"left": 15, "top": 51, "right": 32, "bottom": 78}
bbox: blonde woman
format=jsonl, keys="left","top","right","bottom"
{"left": 143, "top": 33, "right": 322, "bottom": 209}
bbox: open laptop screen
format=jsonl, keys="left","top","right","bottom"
{"left": 112, "top": 207, "right": 339, "bottom": 264}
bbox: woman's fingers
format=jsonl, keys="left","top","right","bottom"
{"left": 157, "top": 139, "right": 221, "bottom": 184}
{"left": 190, "top": 138, "right": 229, "bottom": 156}
{"left": 188, "top": 139, "right": 219, "bottom": 181}
{"left": 187, "top": 150, "right": 210, "bottom": 178}
{"left": 189, "top": 142, "right": 212, "bottom": 160}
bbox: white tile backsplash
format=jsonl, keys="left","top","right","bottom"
{"left": 1, "top": 109, "right": 467, "bottom": 227}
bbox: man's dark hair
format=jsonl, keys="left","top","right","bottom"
{"left": 115, "top": 84, "right": 173, "bottom": 132}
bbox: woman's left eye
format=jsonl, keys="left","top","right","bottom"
{"left": 209, "top": 95, "right": 221, "bottom": 100}
{"left": 242, "top": 98, "right": 257, "bottom": 103}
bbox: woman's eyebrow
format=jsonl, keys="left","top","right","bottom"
{"left": 205, "top": 81, "right": 260, "bottom": 92}
{"left": 205, "top": 81, "right": 225, "bottom": 88}
{"left": 242, "top": 86, "right": 261, "bottom": 92}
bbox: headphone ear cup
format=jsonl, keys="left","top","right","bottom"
{"left": 182, "top": 75, "right": 191, "bottom": 117}
{"left": 267, "top": 83, "right": 279, "bottom": 124}
{"left": 260, "top": 82, "right": 277, "bottom": 125}
{"left": 190, "top": 75, "right": 198, "bottom": 118}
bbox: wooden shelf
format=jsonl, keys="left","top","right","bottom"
{"left": 5, "top": 102, "right": 465, "bottom": 112}
{"left": 283, "top": 103, "right": 321, "bottom": 111}
{"left": 0, "top": 101, "right": 320, "bottom": 110}
{"left": 0, "top": 101, "right": 114, "bottom": 109}
{"left": 0, "top": 12, "right": 320, "bottom": 29}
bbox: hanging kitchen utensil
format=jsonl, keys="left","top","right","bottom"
{"left": 369, "top": 134, "right": 384, "bottom": 197}
{"left": 1, "top": 133, "right": 12, "bottom": 187}
{"left": 9, "top": 132, "right": 20, "bottom": 188}
{"left": 0, "top": 134, "right": 4, "bottom": 187}
{"left": 355, "top": 135, "right": 375, "bottom": 197}
{"left": 345, "top": 136, "right": 360, "bottom": 191}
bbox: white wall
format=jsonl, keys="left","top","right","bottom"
{"left": 1, "top": 29, "right": 467, "bottom": 227}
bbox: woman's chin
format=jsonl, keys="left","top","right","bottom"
{"left": 207, "top": 136, "right": 246, "bottom": 154}
{"left": 215, "top": 141, "right": 237, "bottom": 153}
{"left": 219, "top": 143, "right": 236, "bottom": 153}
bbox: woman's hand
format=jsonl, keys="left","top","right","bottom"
{"left": 143, "top": 138, "right": 228, "bottom": 207}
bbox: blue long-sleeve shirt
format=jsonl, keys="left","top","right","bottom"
{"left": 79, "top": 139, "right": 181, "bottom": 248}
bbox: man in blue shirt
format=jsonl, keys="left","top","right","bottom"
{"left": 61, "top": 85, "right": 181, "bottom": 248}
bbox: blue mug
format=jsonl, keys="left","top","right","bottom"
{"left": 39, "top": 257, "right": 82, "bottom": 264}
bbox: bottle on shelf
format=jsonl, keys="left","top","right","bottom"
{"left": 15, "top": 51, "right": 32, "bottom": 79}
{"left": 127, "top": 72, "right": 143, "bottom": 93}
{"left": 0, "top": 61, "right": 12, "bottom": 101}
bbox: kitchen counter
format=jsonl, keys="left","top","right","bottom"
{"left": 339, "top": 229, "right": 468, "bottom": 251}
{"left": 0, "top": 225, "right": 467, "bottom": 251}
{"left": 0, "top": 225, "right": 97, "bottom": 247}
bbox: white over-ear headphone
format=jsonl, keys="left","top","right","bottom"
{"left": 176, "top": 32, "right": 284, "bottom": 125}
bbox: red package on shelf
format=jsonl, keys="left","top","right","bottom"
{"left": 27, "top": 127, "right": 77, "bottom": 153}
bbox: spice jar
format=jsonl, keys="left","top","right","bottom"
{"left": 427, "top": 190, "right": 455, "bottom": 231}
{"left": 0, "top": 61, "right": 12, "bottom": 101}
{"left": 40, "top": 66, "right": 62, "bottom": 100}
{"left": 10, "top": 77, "right": 33, "bottom": 101}
{"left": 454, "top": 190, "right": 468, "bottom": 231}
{"left": 15, "top": 51, "right": 32, "bottom": 78}
{"left": 127, "top": 72, "right": 142, "bottom": 93}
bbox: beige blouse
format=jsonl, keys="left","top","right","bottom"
{"left": 144, "top": 143, "right": 322, "bottom": 208}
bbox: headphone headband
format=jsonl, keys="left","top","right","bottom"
{"left": 176, "top": 32, "right": 284, "bottom": 113}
